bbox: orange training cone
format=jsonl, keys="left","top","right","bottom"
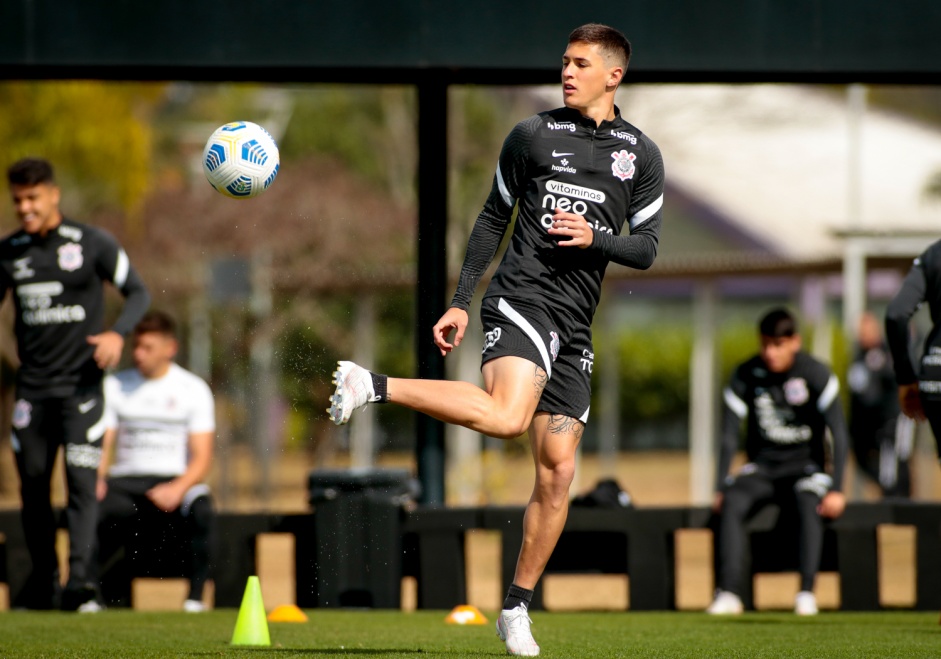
{"left": 268, "top": 604, "right": 309, "bottom": 623}
{"left": 445, "top": 604, "right": 488, "bottom": 624}
{"left": 230, "top": 576, "right": 271, "bottom": 646}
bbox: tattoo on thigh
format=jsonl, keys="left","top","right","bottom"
{"left": 533, "top": 366, "right": 548, "bottom": 400}
{"left": 548, "top": 414, "right": 584, "bottom": 439}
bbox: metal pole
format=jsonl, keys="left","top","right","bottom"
{"left": 415, "top": 79, "right": 448, "bottom": 504}
{"left": 689, "top": 279, "right": 718, "bottom": 505}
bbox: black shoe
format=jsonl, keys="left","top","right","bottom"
{"left": 61, "top": 582, "right": 99, "bottom": 612}
{"left": 12, "top": 572, "right": 61, "bottom": 610}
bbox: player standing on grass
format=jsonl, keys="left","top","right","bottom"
{"left": 885, "top": 239, "right": 941, "bottom": 461}
{"left": 328, "top": 23, "right": 663, "bottom": 656}
{"left": 0, "top": 158, "right": 150, "bottom": 610}
{"left": 708, "top": 308, "right": 847, "bottom": 616}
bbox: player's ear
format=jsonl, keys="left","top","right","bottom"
{"left": 607, "top": 66, "right": 624, "bottom": 89}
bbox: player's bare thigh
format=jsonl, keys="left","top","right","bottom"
{"left": 482, "top": 355, "right": 547, "bottom": 434}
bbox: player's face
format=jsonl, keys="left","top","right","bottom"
{"left": 133, "top": 332, "right": 178, "bottom": 379}
{"left": 561, "top": 42, "right": 622, "bottom": 113}
{"left": 759, "top": 334, "right": 801, "bottom": 373}
{"left": 10, "top": 182, "right": 61, "bottom": 236}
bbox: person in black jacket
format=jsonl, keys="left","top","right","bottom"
{"left": 886, "top": 239, "right": 941, "bottom": 464}
{"left": 847, "top": 311, "right": 912, "bottom": 497}
{"left": 328, "top": 24, "right": 663, "bottom": 656}
{"left": 0, "top": 158, "right": 150, "bottom": 610}
{"left": 707, "top": 308, "right": 847, "bottom": 616}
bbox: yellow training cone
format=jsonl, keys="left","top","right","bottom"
{"left": 268, "top": 604, "right": 309, "bottom": 623}
{"left": 445, "top": 604, "right": 488, "bottom": 625}
{"left": 230, "top": 576, "right": 271, "bottom": 646}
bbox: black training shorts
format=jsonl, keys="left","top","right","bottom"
{"left": 479, "top": 296, "right": 593, "bottom": 423}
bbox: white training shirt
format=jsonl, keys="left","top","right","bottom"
{"left": 104, "top": 362, "right": 215, "bottom": 478}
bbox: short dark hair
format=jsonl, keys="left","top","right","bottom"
{"left": 568, "top": 23, "right": 631, "bottom": 70}
{"left": 134, "top": 310, "right": 177, "bottom": 340}
{"left": 8, "top": 158, "right": 56, "bottom": 187}
{"left": 759, "top": 308, "right": 798, "bottom": 338}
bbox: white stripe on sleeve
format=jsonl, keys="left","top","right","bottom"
{"left": 723, "top": 387, "right": 748, "bottom": 418}
{"left": 113, "top": 249, "right": 130, "bottom": 288}
{"left": 495, "top": 161, "right": 514, "bottom": 208}
{"left": 817, "top": 375, "right": 840, "bottom": 412}
{"left": 628, "top": 193, "right": 664, "bottom": 230}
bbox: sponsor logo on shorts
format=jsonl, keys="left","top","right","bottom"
{"left": 611, "top": 150, "right": 637, "bottom": 181}
{"left": 482, "top": 327, "right": 502, "bottom": 353}
{"left": 66, "top": 444, "right": 101, "bottom": 469}
{"left": 549, "top": 332, "right": 560, "bottom": 362}
{"left": 580, "top": 349, "right": 594, "bottom": 373}
{"left": 12, "top": 399, "right": 31, "bottom": 429}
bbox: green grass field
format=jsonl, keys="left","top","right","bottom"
{"left": 0, "top": 610, "right": 938, "bottom": 658}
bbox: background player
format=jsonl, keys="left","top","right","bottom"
{"left": 329, "top": 23, "right": 663, "bottom": 656}
{"left": 708, "top": 308, "right": 847, "bottom": 616}
{"left": 96, "top": 311, "right": 215, "bottom": 612}
{"left": 0, "top": 157, "right": 150, "bottom": 610}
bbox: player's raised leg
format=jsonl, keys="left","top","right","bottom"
{"left": 497, "top": 411, "right": 581, "bottom": 657}
{"left": 328, "top": 355, "right": 545, "bottom": 440}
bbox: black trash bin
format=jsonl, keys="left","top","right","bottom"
{"left": 299, "top": 468, "right": 417, "bottom": 608}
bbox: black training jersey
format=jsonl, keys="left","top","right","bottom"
{"left": 717, "top": 352, "right": 847, "bottom": 490}
{"left": 0, "top": 218, "right": 150, "bottom": 396}
{"left": 451, "top": 106, "right": 664, "bottom": 327}
{"left": 886, "top": 239, "right": 941, "bottom": 386}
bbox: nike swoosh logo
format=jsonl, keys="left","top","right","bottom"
{"left": 551, "top": 150, "right": 575, "bottom": 157}
{"left": 78, "top": 399, "right": 97, "bottom": 414}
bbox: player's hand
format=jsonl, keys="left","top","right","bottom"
{"left": 898, "top": 383, "right": 926, "bottom": 421}
{"left": 548, "top": 208, "right": 594, "bottom": 248}
{"left": 146, "top": 481, "right": 185, "bottom": 513}
{"left": 817, "top": 491, "right": 846, "bottom": 519}
{"left": 87, "top": 331, "right": 124, "bottom": 370}
{"left": 96, "top": 477, "right": 108, "bottom": 502}
{"left": 712, "top": 492, "right": 724, "bottom": 514}
{"left": 433, "top": 307, "right": 469, "bottom": 356}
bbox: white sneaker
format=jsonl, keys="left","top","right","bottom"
{"left": 327, "top": 361, "right": 378, "bottom": 425}
{"left": 496, "top": 605, "right": 539, "bottom": 656}
{"left": 77, "top": 600, "right": 103, "bottom": 614}
{"left": 794, "top": 590, "right": 818, "bottom": 616}
{"left": 706, "top": 590, "right": 744, "bottom": 615}
{"left": 183, "top": 599, "right": 207, "bottom": 613}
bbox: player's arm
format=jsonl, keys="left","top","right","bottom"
{"left": 436, "top": 117, "right": 536, "bottom": 355}
{"left": 713, "top": 376, "right": 747, "bottom": 512}
{"left": 88, "top": 231, "right": 151, "bottom": 369}
{"left": 96, "top": 427, "right": 117, "bottom": 501}
{"left": 817, "top": 373, "right": 847, "bottom": 519}
{"left": 886, "top": 253, "right": 930, "bottom": 420}
{"left": 552, "top": 135, "right": 663, "bottom": 269}
{"left": 146, "top": 431, "right": 213, "bottom": 513}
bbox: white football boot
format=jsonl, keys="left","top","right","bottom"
{"left": 706, "top": 590, "right": 744, "bottom": 615}
{"left": 327, "top": 361, "right": 378, "bottom": 425}
{"left": 794, "top": 590, "right": 818, "bottom": 616}
{"left": 496, "top": 604, "right": 540, "bottom": 656}
{"left": 183, "top": 599, "right": 208, "bottom": 613}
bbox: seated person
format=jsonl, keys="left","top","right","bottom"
{"left": 95, "top": 311, "right": 215, "bottom": 612}
{"left": 707, "top": 308, "right": 847, "bottom": 616}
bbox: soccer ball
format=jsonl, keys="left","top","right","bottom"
{"left": 202, "top": 121, "right": 280, "bottom": 198}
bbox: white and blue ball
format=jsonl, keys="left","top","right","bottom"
{"left": 202, "top": 121, "right": 280, "bottom": 199}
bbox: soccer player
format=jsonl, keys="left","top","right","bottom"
{"left": 0, "top": 158, "right": 150, "bottom": 610}
{"left": 885, "top": 239, "right": 941, "bottom": 462}
{"left": 95, "top": 311, "right": 215, "bottom": 612}
{"left": 329, "top": 23, "right": 663, "bottom": 656}
{"left": 847, "top": 312, "right": 911, "bottom": 497}
{"left": 707, "top": 308, "right": 848, "bottom": 616}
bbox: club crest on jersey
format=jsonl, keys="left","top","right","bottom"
{"left": 12, "top": 399, "right": 31, "bottom": 429}
{"left": 549, "top": 331, "right": 560, "bottom": 362}
{"left": 57, "top": 243, "right": 83, "bottom": 272}
{"left": 611, "top": 150, "right": 636, "bottom": 181}
{"left": 784, "top": 378, "right": 809, "bottom": 406}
